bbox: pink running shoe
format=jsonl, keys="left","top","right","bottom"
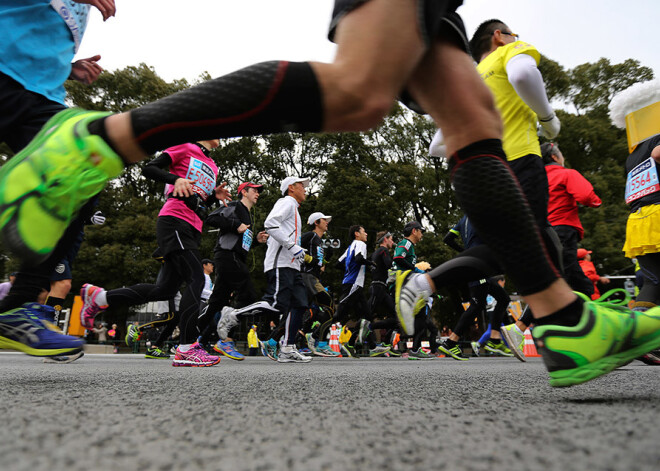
{"left": 80, "top": 283, "right": 107, "bottom": 329}
{"left": 172, "top": 342, "right": 221, "bottom": 367}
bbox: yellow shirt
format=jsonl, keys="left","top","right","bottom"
{"left": 247, "top": 329, "right": 259, "bottom": 348}
{"left": 477, "top": 41, "right": 542, "bottom": 161}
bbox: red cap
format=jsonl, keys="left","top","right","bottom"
{"left": 237, "top": 182, "right": 264, "bottom": 196}
{"left": 577, "top": 248, "right": 592, "bottom": 259}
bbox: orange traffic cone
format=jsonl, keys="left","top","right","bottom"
{"left": 329, "top": 324, "right": 341, "bottom": 354}
{"left": 523, "top": 329, "right": 541, "bottom": 357}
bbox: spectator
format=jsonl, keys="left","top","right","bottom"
{"left": 577, "top": 249, "right": 610, "bottom": 300}
{"left": 93, "top": 322, "right": 108, "bottom": 344}
{"left": 0, "top": 273, "right": 17, "bottom": 301}
{"left": 109, "top": 323, "right": 120, "bottom": 353}
{"left": 247, "top": 325, "right": 259, "bottom": 356}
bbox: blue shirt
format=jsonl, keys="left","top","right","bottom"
{"left": 339, "top": 240, "right": 367, "bottom": 287}
{"left": 452, "top": 215, "right": 483, "bottom": 250}
{"left": 0, "top": 0, "right": 89, "bottom": 104}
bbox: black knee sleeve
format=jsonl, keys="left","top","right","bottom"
{"left": 131, "top": 61, "right": 324, "bottom": 154}
{"left": 449, "top": 139, "right": 559, "bottom": 296}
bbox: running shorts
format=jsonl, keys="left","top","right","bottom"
{"left": 328, "top": 0, "right": 468, "bottom": 51}
{"left": 156, "top": 216, "right": 202, "bottom": 256}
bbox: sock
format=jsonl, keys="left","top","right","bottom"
{"left": 449, "top": 139, "right": 559, "bottom": 296}
{"left": 415, "top": 273, "right": 433, "bottom": 294}
{"left": 178, "top": 343, "right": 193, "bottom": 352}
{"left": 87, "top": 117, "right": 129, "bottom": 165}
{"left": 126, "top": 61, "right": 323, "bottom": 155}
{"left": 534, "top": 297, "right": 584, "bottom": 328}
{"left": 45, "top": 296, "right": 65, "bottom": 323}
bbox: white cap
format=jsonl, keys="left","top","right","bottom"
{"left": 280, "top": 176, "right": 310, "bottom": 195}
{"left": 308, "top": 212, "right": 332, "bottom": 225}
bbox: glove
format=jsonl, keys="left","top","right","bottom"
{"left": 90, "top": 210, "right": 106, "bottom": 225}
{"left": 304, "top": 254, "right": 313, "bottom": 264}
{"left": 538, "top": 113, "right": 561, "bottom": 139}
{"left": 290, "top": 245, "right": 306, "bottom": 264}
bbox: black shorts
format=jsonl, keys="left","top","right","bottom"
{"left": 156, "top": 216, "right": 202, "bottom": 257}
{"left": 301, "top": 273, "right": 326, "bottom": 299}
{"left": 0, "top": 73, "right": 66, "bottom": 153}
{"left": 329, "top": 0, "right": 468, "bottom": 51}
{"left": 507, "top": 154, "right": 550, "bottom": 229}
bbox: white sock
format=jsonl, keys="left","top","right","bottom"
{"left": 178, "top": 343, "right": 193, "bottom": 352}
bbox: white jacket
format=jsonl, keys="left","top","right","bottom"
{"left": 263, "top": 196, "right": 303, "bottom": 272}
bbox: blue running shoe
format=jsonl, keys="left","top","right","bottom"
{"left": 0, "top": 303, "right": 84, "bottom": 357}
{"left": 213, "top": 340, "right": 245, "bottom": 360}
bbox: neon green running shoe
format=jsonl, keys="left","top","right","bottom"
{"left": 484, "top": 340, "right": 514, "bottom": 357}
{"left": 533, "top": 301, "right": 660, "bottom": 387}
{"left": 0, "top": 108, "right": 123, "bottom": 263}
{"left": 395, "top": 270, "right": 430, "bottom": 335}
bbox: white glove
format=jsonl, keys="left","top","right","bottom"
{"left": 538, "top": 113, "right": 561, "bottom": 139}
{"left": 289, "top": 244, "right": 306, "bottom": 264}
{"left": 90, "top": 210, "right": 106, "bottom": 225}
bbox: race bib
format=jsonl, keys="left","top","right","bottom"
{"left": 185, "top": 157, "right": 216, "bottom": 200}
{"left": 242, "top": 229, "right": 253, "bottom": 252}
{"left": 625, "top": 157, "right": 660, "bottom": 204}
{"left": 50, "top": 0, "right": 89, "bottom": 52}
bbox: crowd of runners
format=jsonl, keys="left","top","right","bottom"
{"left": 1, "top": 0, "right": 660, "bottom": 388}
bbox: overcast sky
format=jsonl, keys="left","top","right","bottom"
{"left": 76, "top": 0, "right": 659, "bottom": 85}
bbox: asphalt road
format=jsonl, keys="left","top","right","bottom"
{"left": 1, "top": 352, "right": 659, "bottom": 471}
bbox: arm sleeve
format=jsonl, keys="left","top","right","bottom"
{"left": 505, "top": 54, "right": 554, "bottom": 120}
{"left": 142, "top": 153, "right": 178, "bottom": 184}
{"left": 565, "top": 170, "right": 602, "bottom": 207}
{"left": 429, "top": 129, "right": 447, "bottom": 158}
{"left": 443, "top": 229, "right": 464, "bottom": 252}
{"left": 264, "top": 200, "right": 295, "bottom": 250}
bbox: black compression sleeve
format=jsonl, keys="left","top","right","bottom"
{"left": 142, "top": 153, "right": 177, "bottom": 184}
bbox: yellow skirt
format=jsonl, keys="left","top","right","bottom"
{"left": 623, "top": 204, "right": 660, "bottom": 257}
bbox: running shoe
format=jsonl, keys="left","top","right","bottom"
{"left": 305, "top": 332, "right": 318, "bottom": 354}
{"left": 470, "top": 341, "right": 481, "bottom": 357}
{"left": 259, "top": 338, "right": 279, "bottom": 361}
{"left": 0, "top": 109, "right": 123, "bottom": 263}
{"left": 438, "top": 340, "right": 469, "bottom": 361}
{"left": 214, "top": 340, "right": 245, "bottom": 360}
{"left": 383, "top": 346, "right": 401, "bottom": 357}
{"left": 394, "top": 270, "right": 431, "bottom": 335}
{"left": 216, "top": 306, "right": 239, "bottom": 341}
{"left": 145, "top": 347, "right": 170, "bottom": 359}
{"left": 277, "top": 346, "right": 312, "bottom": 363}
{"left": 638, "top": 351, "right": 660, "bottom": 365}
{"left": 358, "top": 319, "right": 371, "bottom": 345}
{"left": 43, "top": 351, "right": 85, "bottom": 364}
{"left": 125, "top": 324, "right": 139, "bottom": 347}
{"left": 408, "top": 348, "right": 433, "bottom": 360}
{"left": 0, "top": 303, "right": 84, "bottom": 357}
{"left": 80, "top": 283, "right": 107, "bottom": 330}
{"left": 315, "top": 341, "right": 340, "bottom": 357}
{"left": 172, "top": 342, "right": 220, "bottom": 367}
{"left": 501, "top": 323, "right": 526, "bottom": 363}
{"left": 484, "top": 340, "right": 514, "bottom": 357}
{"left": 533, "top": 301, "right": 660, "bottom": 387}
{"left": 340, "top": 343, "right": 356, "bottom": 358}
{"left": 368, "top": 344, "right": 391, "bottom": 357}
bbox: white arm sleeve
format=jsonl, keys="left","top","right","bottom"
{"left": 429, "top": 129, "right": 448, "bottom": 158}
{"left": 506, "top": 54, "right": 554, "bottom": 120}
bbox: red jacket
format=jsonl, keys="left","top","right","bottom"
{"left": 546, "top": 164, "right": 601, "bottom": 239}
{"left": 578, "top": 259, "right": 601, "bottom": 300}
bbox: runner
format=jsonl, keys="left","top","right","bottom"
{"left": 197, "top": 181, "right": 268, "bottom": 360}
{"left": 3, "top": 2, "right": 659, "bottom": 386}
{"left": 78, "top": 140, "right": 230, "bottom": 367}
{"left": 300, "top": 212, "right": 340, "bottom": 357}
{"left": 332, "top": 225, "right": 389, "bottom": 357}
{"left": 215, "top": 177, "right": 313, "bottom": 363}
